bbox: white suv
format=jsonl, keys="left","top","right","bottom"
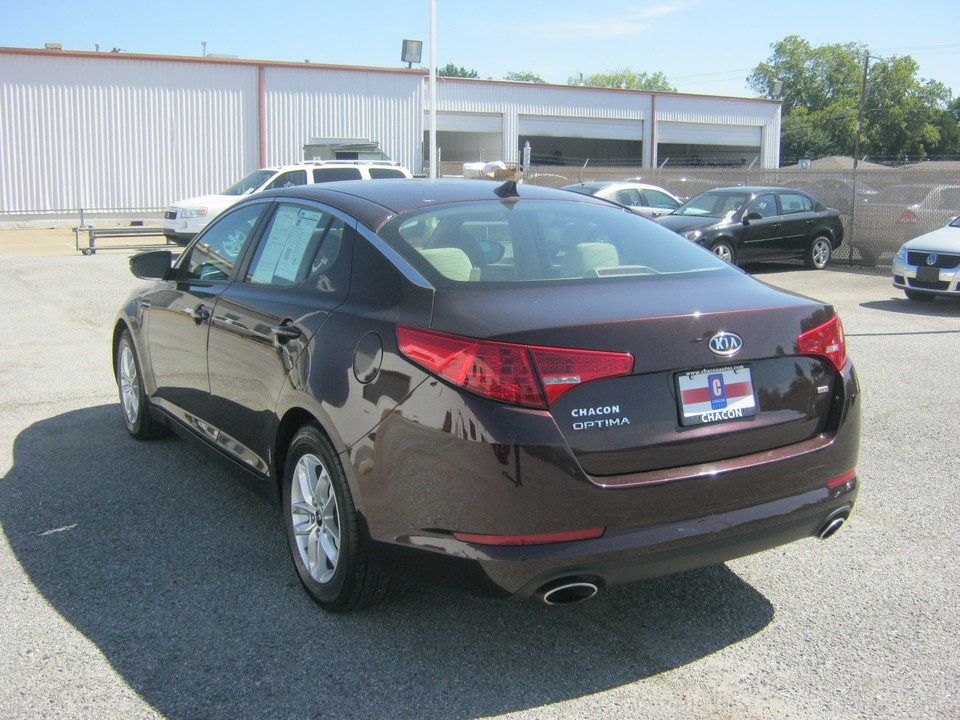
{"left": 162, "top": 161, "right": 413, "bottom": 244}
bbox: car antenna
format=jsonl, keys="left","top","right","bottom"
{"left": 577, "top": 158, "right": 590, "bottom": 185}
{"left": 494, "top": 179, "right": 520, "bottom": 198}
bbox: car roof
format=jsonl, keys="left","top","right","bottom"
{"left": 256, "top": 178, "right": 615, "bottom": 229}
{"left": 698, "top": 186, "right": 795, "bottom": 194}
{"left": 564, "top": 181, "right": 670, "bottom": 191}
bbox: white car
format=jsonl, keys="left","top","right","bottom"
{"left": 162, "top": 161, "right": 412, "bottom": 244}
{"left": 892, "top": 216, "right": 960, "bottom": 301}
{"left": 562, "top": 181, "right": 681, "bottom": 218}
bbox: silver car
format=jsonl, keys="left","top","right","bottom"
{"left": 562, "top": 181, "right": 681, "bottom": 218}
{"left": 892, "top": 216, "right": 960, "bottom": 301}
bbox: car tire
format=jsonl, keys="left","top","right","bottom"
{"left": 710, "top": 240, "right": 736, "bottom": 265}
{"left": 805, "top": 236, "right": 833, "bottom": 270}
{"left": 115, "top": 330, "right": 166, "bottom": 440}
{"left": 904, "top": 289, "right": 935, "bottom": 302}
{"left": 282, "top": 424, "right": 390, "bottom": 612}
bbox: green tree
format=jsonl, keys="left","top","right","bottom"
{"left": 749, "top": 35, "right": 959, "bottom": 162}
{"left": 437, "top": 63, "right": 479, "bottom": 78}
{"left": 568, "top": 68, "right": 675, "bottom": 92}
{"left": 504, "top": 71, "right": 546, "bottom": 83}
{"left": 748, "top": 36, "right": 864, "bottom": 114}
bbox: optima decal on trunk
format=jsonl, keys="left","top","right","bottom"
{"left": 571, "top": 405, "right": 632, "bottom": 431}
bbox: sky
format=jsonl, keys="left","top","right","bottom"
{"left": 4, "top": 0, "right": 960, "bottom": 100}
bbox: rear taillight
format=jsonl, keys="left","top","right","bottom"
{"left": 397, "top": 326, "right": 634, "bottom": 408}
{"left": 798, "top": 315, "right": 847, "bottom": 371}
{"left": 896, "top": 209, "right": 919, "bottom": 224}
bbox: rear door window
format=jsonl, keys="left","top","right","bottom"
{"left": 313, "top": 167, "right": 363, "bottom": 182}
{"left": 369, "top": 167, "right": 408, "bottom": 179}
{"left": 246, "top": 204, "right": 348, "bottom": 287}
{"left": 778, "top": 193, "right": 813, "bottom": 214}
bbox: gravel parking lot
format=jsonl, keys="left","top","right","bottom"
{"left": 1, "top": 229, "right": 957, "bottom": 720}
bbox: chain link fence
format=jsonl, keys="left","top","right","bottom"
{"left": 442, "top": 160, "right": 960, "bottom": 272}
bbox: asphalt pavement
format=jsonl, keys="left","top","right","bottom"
{"left": 0, "top": 229, "right": 957, "bottom": 720}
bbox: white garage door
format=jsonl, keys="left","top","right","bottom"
{"left": 434, "top": 112, "right": 503, "bottom": 132}
{"left": 657, "top": 122, "right": 761, "bottom": 146}
{"left": 519, "top": 115, "right": 643, "bottom": 140}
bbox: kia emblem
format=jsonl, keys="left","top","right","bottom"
{"left": 708, "top": 331, "right": 743, "bottom": 357}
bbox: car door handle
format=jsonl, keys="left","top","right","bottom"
{"left": 272, "top": 324, "right": 302, "bottom": 342}
{"left": 187, "top": 305, "right": 210, "bottom": 324}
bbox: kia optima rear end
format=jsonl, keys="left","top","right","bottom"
{"left": 115, "top": 179, "right": 860, "bottom": 611}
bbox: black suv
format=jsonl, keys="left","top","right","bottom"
{"left": 656, "top": 186, "right": 844, "bottom": 269}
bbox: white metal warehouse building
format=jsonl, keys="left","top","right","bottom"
{"left": 0, "top": 46, "right": 781, "bottom": 223}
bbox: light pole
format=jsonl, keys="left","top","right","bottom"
{"left": 428, "top": 0, "right": 437, "bottom": 179}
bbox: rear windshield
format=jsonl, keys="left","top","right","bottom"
{"left": 378, "top": 199, "right": 732, "bottom": 286}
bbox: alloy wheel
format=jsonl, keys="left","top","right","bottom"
{"left": 290, "top": 453, "right": 341, "bottom": 584}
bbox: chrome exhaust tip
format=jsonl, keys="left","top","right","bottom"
{"left": 538, "top": 579, "right": 600, "bottom": 605}
{"left": 817, "top": 511, "right": 849, "bottom": 540}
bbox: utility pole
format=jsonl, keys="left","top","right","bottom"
{"left": 853, "top": 51, "right": 870, "bottom": 169}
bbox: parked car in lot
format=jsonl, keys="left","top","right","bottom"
{"left": 782, "top": 177, "right": 879, "bottom": 215}
{"left": 161, "top": 161, "right": 412, "bottom": 245}
{"left": 562, "top": 181, "right": 681, "bottom": 217}
{"left": 892, "top": 215, "right": 960, "bottom": 301}
{"left": 854, "top": 183, "right": 960, "bottom": 263}
{"left": 115, "top": 179, "right": 860, "bottom": 611}
{"left": 656, "top": 186, "right": 845, "bottom": 269}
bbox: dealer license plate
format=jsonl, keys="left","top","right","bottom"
{"left": 676, "top": 365, "right": 759, "bottom": 427}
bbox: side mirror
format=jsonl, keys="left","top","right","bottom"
{"left": 744, "top": 211, "right": 763, "bottom": 222}
{"left": 129, "top": 250, "right": 174, "bottom": 280}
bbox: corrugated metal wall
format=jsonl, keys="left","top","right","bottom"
{"left": 264, "top": 66, "right": 422, "bottom": 169}
{"left": 0, "top": 51, "right": 422, "bottom": 219}
{"left": 1, "top": 53, "right": 260, "bottom": 217}
{"left": 0, "top": 49, "right": 780, "bottom": 220}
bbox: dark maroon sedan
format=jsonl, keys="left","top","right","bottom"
{"left": 113, "top": 179, "right": 860, "bottom": 611}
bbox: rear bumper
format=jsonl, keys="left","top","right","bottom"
{"left": 369, "top": 478, "right": 857, "bottom": 599}
{"left": 352, "top": 357, "right": 861, "bottom": 600}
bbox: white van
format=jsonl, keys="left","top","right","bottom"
{"left": 162, "top": 161, "right": 413, "bottom": 244}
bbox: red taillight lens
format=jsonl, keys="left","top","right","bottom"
{"left": 896, "top": 209, "right": 919, "bottom": 224}
{"left": 397, "top": 326, "right": 634, "bottom": 408}
{"left": 529, "top": 346, "right": 635, "bottom": 405}
{"left": 798, "top": 315, "right": 847, "bottom": 372}
{"left": 827, "top": 469, "right": 857, "bottom": 488}
{"left": 397, "top": 326, "right": 544, "bottom": 407}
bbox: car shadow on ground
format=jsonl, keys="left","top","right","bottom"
{"left": 859, "top": 297, "right": 960, "bottom": 317}
{"left": 2, "top": 406, "right": 774, "bottom": 720}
